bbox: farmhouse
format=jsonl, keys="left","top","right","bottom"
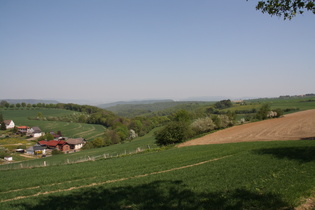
{"left": 66, "top": 138, "right": 86, "bottom": 150}
{"left": 18, "top": 126, "right": 30, "bottom": 134}
{"left": 38, "top": 140, "right": 70, "bottom": 152}
{"left": 27, "top": 127, "right": 43, "bottom": 138}
{"left": 26, "top": 144, "right": 46, "bottom": 155}
{"left": 2, "top": 120, "right": 15, "bottom": 129}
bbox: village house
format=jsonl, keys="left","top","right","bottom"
{"left": 2, "top": 120, "right": 15, "bottom": 129}
{"left": 38, "top": 140, "right": 70, "bottom": 152}
{"left": 17, "top": 126, "right": 30, "bottom": 134}
{"left": 27, "top": 127, "right": 43, "bottom": 138}
{"left": 50, "top": 131, "right": 62, "bottom": 140}
{"left": 26, "top": 144, "right": 46, "bottom": 155}
{"left": 66, "top": 138, "right": 86, "bottom": 151}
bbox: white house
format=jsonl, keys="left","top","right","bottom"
{"left": 2, "top": 120, "right": 15, "bottom": 129}
{"left": 27, "top": 127, "right": 43, "bottom": 138}
{"left": 66, "top": 138, "right": 86, "bottom": 150}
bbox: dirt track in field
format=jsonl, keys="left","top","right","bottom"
{"left": 178, "top": 109, "right": 315, "bottom": 147}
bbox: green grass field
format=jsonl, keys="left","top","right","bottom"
{"left": 0, "top": 140, "right": 314, "bottom": 209}
{"left": 246, "top": 96, "right": 315, "bottom": 111}
{"left": 1, "top": 109, "right": 105, "bottom": 140}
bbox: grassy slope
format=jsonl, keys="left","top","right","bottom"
{"left": 1, "top": 109, "right": 105, "bottom": 140}
{"left": 246, "top": 96, "right": 315, "bottom": 111}
{"left": 0, "top": 140, "right": 314, "bottom": 209}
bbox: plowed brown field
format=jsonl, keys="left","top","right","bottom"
{"left": 178, "top": 109, "right": 315, "bottom": 147}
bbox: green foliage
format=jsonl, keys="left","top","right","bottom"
{"left": 0, "top": 146, "right": 9, "bottom": 158}
{"left": 255, "top": 104, "right": 271, "bottom": 120}
{"left": 82, "top": 141, "right": 95, "bottom": 150}
{"left": 0, "top": 112, "right": 4, "bottom": 122}
{"left": 155, "top": 122, "right": 193, "bottom": 146}
{"left": 212, "top": 115, "right": 234, "bottom": 128}
{"left": 0, "top": 122, "right": 6, "bottom": 130}
{"left": 171, "top": 109, "right": 191, "bottom": 122}
{"left": 0, "top": 112, "right": 6, "bottom": 130}
{"left": 104, "top": 129, "right": 121, "bottom": 145}
{"left": 214, "top": 99, "right": 233, "bottom": 109}
{"left": 191, "top": 117, "right": 216, "bottom": 135}
{"left": 52, "top": 149, "right": 64, "bottom": 155}
{"left": 115, "top": 125, "right": 129, "bottom": 141}
{"left": 254, "top": 0, "right": 315, "bottom": 20}
{"left": 92, "top": 137, "right": 105, "bottom": 148}
{"left": 273, "top": 108, "right": 284, "bottom": 117}
{"left": 12, "top": 126, "right": 18, "bottom": 133}
{"left": 38, "top": 133, "right": 54, "bottom": 141}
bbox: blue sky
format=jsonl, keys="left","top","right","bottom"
{"left": 1, "top": 0, "right": 314, "bottom": 103}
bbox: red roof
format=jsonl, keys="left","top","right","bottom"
{"left": 18, "top": 126, "right": 29, "bottom": 129}
{"left": 58, "top": 140, "right": 66, "bottom": 145}
{"left": 45, "top": 141, "right": 59, "bottom": 147}
{"left": 38, "top": 140, "right": 66, "bottom": 147}
{"left": 38, "top": 140, "right": 48, "bottom": 145}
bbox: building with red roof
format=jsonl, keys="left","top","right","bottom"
{"left": 38, "top": 140, "right": 70, "bottom": 152}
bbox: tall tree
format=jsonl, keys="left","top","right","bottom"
{"left": 252, "top": 0, "right": 315, "bottom": 19}
{"left": 0, "top": 113, "right": 3, "bottom": 123}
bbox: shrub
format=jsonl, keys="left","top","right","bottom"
{"left": 155, "top": 122, "right": 194, "bottom": 146}
{"left": 191, "top": 117, "right": 216, "bottom": 135}
{"left": 255, "top": 104, "right": 271, "bottom": 120}
{"left": 212, "top": 115, "right": 234, "bottom": 129}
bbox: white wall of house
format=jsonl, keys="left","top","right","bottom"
{"left": 7, "top": 121, "right": 15, "bottom": 129}
{"left": 74, "top": 143, "right": 84, "bottom": 150}
{"left": 33, "top": 133, "right": 43, "bottom": 138}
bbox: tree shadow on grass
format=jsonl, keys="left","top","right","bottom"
{"left": 253, "top": 146, "right": 315, "bottom": 163}
{"left": 12, "top": 180, "right": 292, "bottom": 210}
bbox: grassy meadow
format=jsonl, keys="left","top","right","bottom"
{"left": 0, "top": 140, "right": 315, "bottom": 209}
{"left": 1, "top": 109, "right": 105, "bottom": 140}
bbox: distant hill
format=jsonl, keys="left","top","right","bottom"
{"left": 0, "top": 99, "right": 59, "bottom": 104}
{"left": 101, "top": 101, "right": 215, "bottom": 118}
{"left": 98, "top": 99, "right": 174, "bottom": 109}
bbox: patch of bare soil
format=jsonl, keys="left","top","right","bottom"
{"left": 295, "top": 193, "right": 315, "bottom": 210}
{"left": 19, "top": 154, "right": 37, "bottom": 159}
{"left": 178, "top": 109, "right": 315, "bottom": 147}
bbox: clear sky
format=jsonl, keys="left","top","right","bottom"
{"left": 1, "top": 0, "right": 314, "bottom": 103}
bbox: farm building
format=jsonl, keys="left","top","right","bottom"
{"left": 2, "top": 120, "right": 15, "bottom": 129}
{"left": 18, "top": 126, "right": 30, "bottom": 134}
{"left": 27, "top": 127, "right": 43, "bottom": 137}
{"left": 26, "top": 144, "right": 46, "bottom": 155}
{"left": 38, "top": 140, "right": 70, "bottom": 152}
{"left": 66, "top": 138, "right": 86, "bottom": 150}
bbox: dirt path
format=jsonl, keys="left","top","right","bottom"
{"left": 178, "top": 109, "right": 315, "bottom": 147}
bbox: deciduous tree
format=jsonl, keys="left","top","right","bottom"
{"left": 252, "top": 0, "right": 315, "bottom": 19}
